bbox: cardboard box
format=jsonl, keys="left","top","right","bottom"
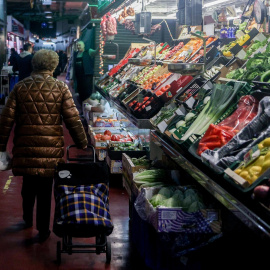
{"left": 138, "top": 187, "right": 222, "bottom": 234}
{"left": 106, "top": 155, "right": 123, "bottom": 174}
{"left": 122, "top": 153, "right": 150, "bottom": 181}
{"left": 88, "top": 126, "right": 122, "bottom": 149}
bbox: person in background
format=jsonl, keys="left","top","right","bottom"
{"left": 58, "top": 50, "right": 63, "bottom": 73}
{"left": 53, "top": 50, "right": 61, "bottom": 79}
{"left": 0, "top": 49, "right": 88, "bottom": 242}
{"left": 13, "top": 43, "right": 33, "bottom": 81}
{"left": 61, "top": 51, "right": 68, "bottom": 73}
{"left": 8, "top": 48, "right": 19, "bottom": 68}
{"left": 70, "top": 40, "right": 99, "bottom": 115}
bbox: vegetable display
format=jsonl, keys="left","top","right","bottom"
{"left": 131, "top": 156, "right": 150, "bottom": 166}
{"left": 149, "top": 187, "right": 205, "bottom": 212}
{"left": 234, "top": 137, "right": 270, "bottom": 185}
{"left": 197, "top": 95, "right": 259, "bottom": 156}
{"left": 180, "top": 83, "right": 243, "bottom": 142}
{"left": 133, "top": 169, "right": 168, "bottom": 189}
{"left": 226, "top": 43, "right": 270, "bottom": 82}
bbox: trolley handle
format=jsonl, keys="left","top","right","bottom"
{"left": 66, "top": 144, "right": 96, "bottom": 163}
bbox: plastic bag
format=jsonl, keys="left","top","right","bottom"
{"left": 0, "top": 151, "right": 11, "bottom": 171}
{"left": 197, "top": 95, "right": 259, "bottom": 156}
{"left": 201, "top": 96, "right": 270, "bottom": 173}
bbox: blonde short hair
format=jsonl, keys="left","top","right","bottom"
{"left": 32, "top": 49, "right": 59, "bottom": 72}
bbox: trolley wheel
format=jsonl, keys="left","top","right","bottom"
{"left": 106, "top": 239, "right": 111, "bottom": 263}
{"left": 96, "top": 235, "right": 103, "bottom": 255}
{"left": 57, "top": 241, "right": 61, "bottom": 264}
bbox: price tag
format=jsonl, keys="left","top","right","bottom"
{"left": 185, "top": 97, "right": 196, "bottom": 108}
{"left": 235, "top": 30, "right": 245, "bottom": 39}
{"left": 243, "top": 145, "right": 261, "bottom": 167}
{"left": 253, "top": 33, "right": 267, "bottom": 42}
{"left": 224, "top": 168, "right": 250, "bottom": 188}
{"left": 157, "top": 120, "right": 168, "bottom": 133}
{"left": 146, "top": 106, "right": 152, "bottom": 111}
{"left": 176, "top": 106, "right": 186, "bottom": 115}
{"left": 236, "top": 49, "right": 247, "bottom": 60}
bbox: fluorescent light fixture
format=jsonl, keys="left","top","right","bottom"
{"left": 44, "top": 11, "right": 52, "bottom": 14}
{"left": 45, "top": 15, "right": 52, "bottom": 19}
{"left": 203, "top": 0, "right": 232, "bottom": 8}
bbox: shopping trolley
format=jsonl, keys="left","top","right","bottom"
{"left": 53, "top": 145, "right": 113, "bottom": 264}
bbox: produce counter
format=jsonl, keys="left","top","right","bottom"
{"left": 94, "top": 84, "right": 270, "bottom": 240}
{"left": 93, "top": 33, "right": 270, "bottom": 240}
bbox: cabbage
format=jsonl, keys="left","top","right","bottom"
{"left": 173, "top": 190, "right": 184, "bottom": 199}
{"left": 163, "top": 197, "right": 182, "bottom": 207}
{"left": 184, "top": 189, "right": 197, "bottom": 198}
{"left": 158, "top": 187, "right": 173, "bottom": 199}
{"left": 187, "top": 201, "right": 205, "bottom": 213}
{"left": 171, "top": 190, "right": 184, "bottom": 204}
{"left": 149, "top": 194, "right": 167, "bottom": 207}
{"left": 182, "top": 196, "right": 193, "bottom": 209}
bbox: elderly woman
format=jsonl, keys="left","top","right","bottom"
{"left": 0, "top": 49, "right": 88, "bottom": 242}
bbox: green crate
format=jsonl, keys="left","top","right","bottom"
{"left": 223, "top": 162, "right": 270, "bottom": 193}
{"left": 179, "top": 81, "right": 252, "bottom": 150}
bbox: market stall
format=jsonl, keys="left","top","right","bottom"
{"left": 82, "top": 0, "right": 270, "bottom": 267}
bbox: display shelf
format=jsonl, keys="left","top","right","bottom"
{"left": 95, "top": 85, "right": 152, "bottom": 129}
{"left": 151, "top": 130, "right": 270, "bottom": 239}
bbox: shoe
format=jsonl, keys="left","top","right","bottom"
{"left": 38, "top": 230, "right": 51, "bottom": 243}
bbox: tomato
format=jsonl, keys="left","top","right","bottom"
{"left": 143, "top": 97, "right": 149, "bottom": 102}
{"left": 104, "top": 130, "right": 112, "bottom": 136}
{"left": 101, "top": 135, "right": 110, "bottom": 141}
{"left": 145, "top": 101, "right": 151, "bottom": 106}
{"left": 156, "top": 91, "right": 163, "bottom": 96}
{"left": 111, "top": 135, "right": 119, "bottom": 141}
{"left": 95, "top": 134, "right": 102, "bottom": 139}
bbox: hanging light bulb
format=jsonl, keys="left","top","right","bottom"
{"left": 45, "top": 14, "right": 52, "bottom": 19}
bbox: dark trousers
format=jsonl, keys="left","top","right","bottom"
{"left": 21, "top": 175, "right": 53, "bottom": 232}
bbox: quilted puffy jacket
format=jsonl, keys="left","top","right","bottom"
{"left": 0, "top": 71, "right": 88, "bottom": 177}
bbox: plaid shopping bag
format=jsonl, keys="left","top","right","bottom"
{"left": 54, "top": 183, "right": 113, "bottom": 228}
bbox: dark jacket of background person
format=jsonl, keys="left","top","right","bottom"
{"left": 72, "top": 50, "right": 95, "bottom": 102}
{"left": 13, "top": 48, "right": 33, "bottom": 81}
{"left": 0, "top": 71, "right": 88, "bottom": 177}
{"left": 8, "top": 48, "right": 19, "bottom": 67}
{"left": 73, "top": 50, "right": 95, "bottom": 77}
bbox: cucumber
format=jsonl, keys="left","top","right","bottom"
{"left": 260, "top": 70, "right": 270, "bottom": 83}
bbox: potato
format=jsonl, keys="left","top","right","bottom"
{"left": 253, "top": 185, "right": 270, "bottom": 200}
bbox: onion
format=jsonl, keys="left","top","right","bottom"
{"left": 253, "top": 185, "right": 270, "bottom": 200}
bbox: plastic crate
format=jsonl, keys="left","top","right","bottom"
{"left": 175, "top": 76, "right": 208, "bottom": 102}
{"left": 223, "top": 161, "right": 270, "bottom": 193}
{"left": 171, "top": 81, "right": 252, "bottom": 150}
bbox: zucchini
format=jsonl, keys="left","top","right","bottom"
{"left": 260, "top": 70, "right": 270, "bottom": 83}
